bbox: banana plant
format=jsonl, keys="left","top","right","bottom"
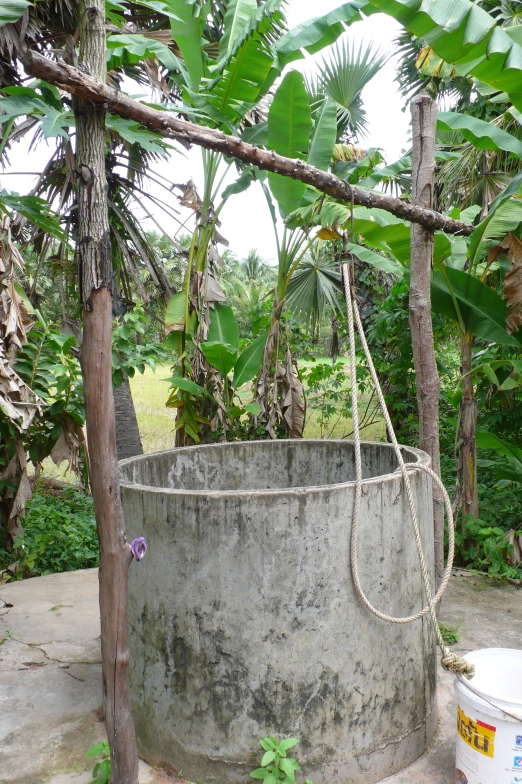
{"left": 286, "top": 96, "right": 522, "bottom": 516}
{"left": 159, "top": 2, "right": 376, "bottom": 442}
{"left": 166, "top": 303, "right": 265, "bottom": 441}
{"left": 0, "top": 193, "right": 86, "bottom": 542}
{"left": 431, "top": 172, "right": 522, "bottom": 522}
{"left": 237, "top": 37, "right": 384, "bottom": 438}
{"left": 239, "top": 69, "right": 337, "bottom": 438}
{"left": 364, "top": 0, "right": 522, "bottom": 112}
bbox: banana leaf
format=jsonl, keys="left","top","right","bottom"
{"left": 431, "top": 265, "right": 522, "bottom": 347}
{"left": 437, "top": 111, "right": 522, "bottom": 156}
{"left": 267, "top": 71, "right": 312, "bottom": 216}
{"left": 469, "top": 170, "right": 522, "bottom": 266}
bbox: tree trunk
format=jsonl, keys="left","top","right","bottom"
{"left": 20, "top": 49, "right": 474, "bottom": 237}
{"left": 113, "top": 373, "right": 143, "bottom": 460}
{"left": 458, "top": 331, "right": 479, "bottom": 523}
{"left": 74, "top": 2, "right": 139, "bottom": 782}
{"left": 409, "top": 94, "right": 444, "bottom": 582}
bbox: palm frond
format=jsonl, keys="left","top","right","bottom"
{"left": 314, "top": 38, "right": 386, "bottom": 142}
{"left": 286, "top": 244, "right": 342, "bottom": 332}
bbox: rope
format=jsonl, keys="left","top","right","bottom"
{"left": 341, "top": 264, "right": 475, "bottom": 680}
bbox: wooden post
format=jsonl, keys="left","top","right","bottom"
{"left": 458, "top": 331, "right": 479, "bottom": 522}
{"left": 409, "top": 94, "right": 445, "bottom": 583}
{"left": 74, "top": 2, "right": 139, "bottom": 781}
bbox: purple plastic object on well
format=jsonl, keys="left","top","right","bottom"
{"left": 131, "top": 536, "right": 147, "bottom": 561}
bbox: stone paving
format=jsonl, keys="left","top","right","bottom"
{"left": 0, "top": 568, "right": 520, "bottom": 784}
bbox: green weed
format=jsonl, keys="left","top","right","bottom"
{"left": 439, "top": 622, "right": 461, "bottom": 646}
{"left": 86, "top": 740, "right": 110, "bottom": 784}
{"left": 250, "top": 737, "right": 313, "bottom": 784}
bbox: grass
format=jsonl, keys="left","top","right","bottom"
{"left": 439, "top": 622, "right": 461, "bottom": 646}
{"left": 129, "top": 364, "right": 178, "bottom": 453}
{"left": 129, "top": 360, "right": 386, "bottom": 449}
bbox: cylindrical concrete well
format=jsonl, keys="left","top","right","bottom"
{"left": 120, "top": 440, "right": 437, "bottom": 784}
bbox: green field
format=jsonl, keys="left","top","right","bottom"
{"left": 129, "top": 361, "right": 385, "bottom": 452}
{"left": 129, "top": 364, "right": 178, "bottom": 453}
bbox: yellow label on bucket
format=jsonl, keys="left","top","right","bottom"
{"left": 457, "top": 706, "right": 496, "bottom": 758}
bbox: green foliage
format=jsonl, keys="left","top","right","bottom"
{"left": 0, "top": 85, "right": 73, "bottom": 140}
{"left": 219, "top": 0, "right": 258, "bottom": 62}
{"left": 472, "top": 343, "right": 522, "bottom": 444}
{"left": 308, "top": 100, "right": 338, "bottom": 171}
{"left": 301, "top": 361, "right": 352, "bottom": 438}
{"left": 86, "top": 740, "right": 111, "bottom": 784}
{"left": 275, "top": 2, "right": 369, "bottom": 67}
{"left": 267, "top": 71, "right": 312, "bottom": 216}
{"left": 112, "top": 309, "right": 169, "bottom": 388}
{"left": 364, "top": 278, "right": 419, "bottom": 443}
{"left": 206, "top": 303, "right": 240, "bottom": 351}
{"left": 0, "top": 485, "right": 98, "bottom": 578}
{"left": 437, "top": 111, "right": 522, "bottom": 156}
{"left": 232, "top": 333, "right": 267, "bottom": 389}
{"left": 366, "top": 0, "right": 522, "bottom": 111}
{"left": 311, "top": 40, "right": 387, "bottom": 141}
{"left": 431, "top": 265, "right": 522, "bottom": 347}
{"left": 250, "top": 737, "right": 312, "bottom": 784}
{"left": 468, "top": 170, "right": 522, "bottom": 267}
{"left": 105, "top": 115, "right": 170, "bottom": 156}
{"left": 0, "top": 0, "right": 30, "bottom": 26}
{"left": 107, "top": 33, "right": 184, "bottom": 74}
{"left": 439, "top": 622, "right": 461, "bottom": 646}
{"left": 455, "top": 515, "right": 522, "bottom": 581}
{"left": 0, "top": 190, "right": 69, "bottom": 245}
{"left": 292, "top": 202, "right": 458, "bottom": 272}
{"left": 166, "top": 305, "right": 265, "bottom": 442}
{"left": 286, "top": 246, "right": 342, "bottom": 333}
{"left": 9, "top": 321, "right": 85, "bottom": 467}
{"left": 168, "top": 0, "right": 208, "bottom": 91}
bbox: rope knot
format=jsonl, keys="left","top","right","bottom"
{"left": 441, "top": 651, "right": 475, "bottom": 679}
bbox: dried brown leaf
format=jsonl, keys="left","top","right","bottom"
{"left": 282, "top": 349, "right": 305, "bottom": 439}
{"left": 505, "top": 528, "right": 522, "bottom": 567}
{"left": 203, "top": 275, "right": 227, "bottom": 303}
{"left": 50, "top": 432, "right": 71, "bottom": 467}
{"left": 499, "top": 232, "right": 522, "bottom": 333}
{"left": 174, "top": 180, "right": 202, "bottom": 214}
{"left": 317, "top": 227, "right": 341, "bottom": 240}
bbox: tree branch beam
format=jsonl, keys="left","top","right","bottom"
{"left": 21, "top": 50, "right": 474, "bottom": 237}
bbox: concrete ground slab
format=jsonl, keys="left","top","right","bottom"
{"left": 0, "top": 568, "right": 520, "bottom": 784}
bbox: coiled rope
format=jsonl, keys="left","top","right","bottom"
{"left": 341, "top": 263, "right": 475, "bottom": 679}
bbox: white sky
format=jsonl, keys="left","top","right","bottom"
{"left": 1, "top": 1, "right": 410, "bottom": 265}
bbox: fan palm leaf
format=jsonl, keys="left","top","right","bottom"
{"left": 310, "top": 39, "right": 387, "bottom": 142}
{"left": 286, "top": 243, "right": 342, "bottom": 333}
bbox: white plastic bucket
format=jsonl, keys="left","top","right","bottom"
{"left": 455, "top": 648, "right": 522, "bottom": 784}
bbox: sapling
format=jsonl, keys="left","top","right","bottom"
{"left": 250, "top": 736, "right": 313, "bottom": 784}
{"left": 86, "top": 740, "right": 110, "bottom": 784}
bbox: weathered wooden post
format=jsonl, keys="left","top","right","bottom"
{"left": 74, "top": 1, "right": 139, "bottom": 780}
{"left": 409, "top": 93, "right": 444, "bottom": 582}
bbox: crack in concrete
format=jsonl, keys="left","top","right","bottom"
{"left": 0, "top": 632, "right": 98, "bottom": 667}
{"left": 65, "top": 669, "right": 85, "bottom": 682}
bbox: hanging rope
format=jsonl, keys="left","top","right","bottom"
{"left": 341, "top": 263, "right": 475, "bottom": 679}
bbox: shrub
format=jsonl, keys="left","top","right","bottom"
{"left": 0, "top": 484, "right": 99, "bottom": 578}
